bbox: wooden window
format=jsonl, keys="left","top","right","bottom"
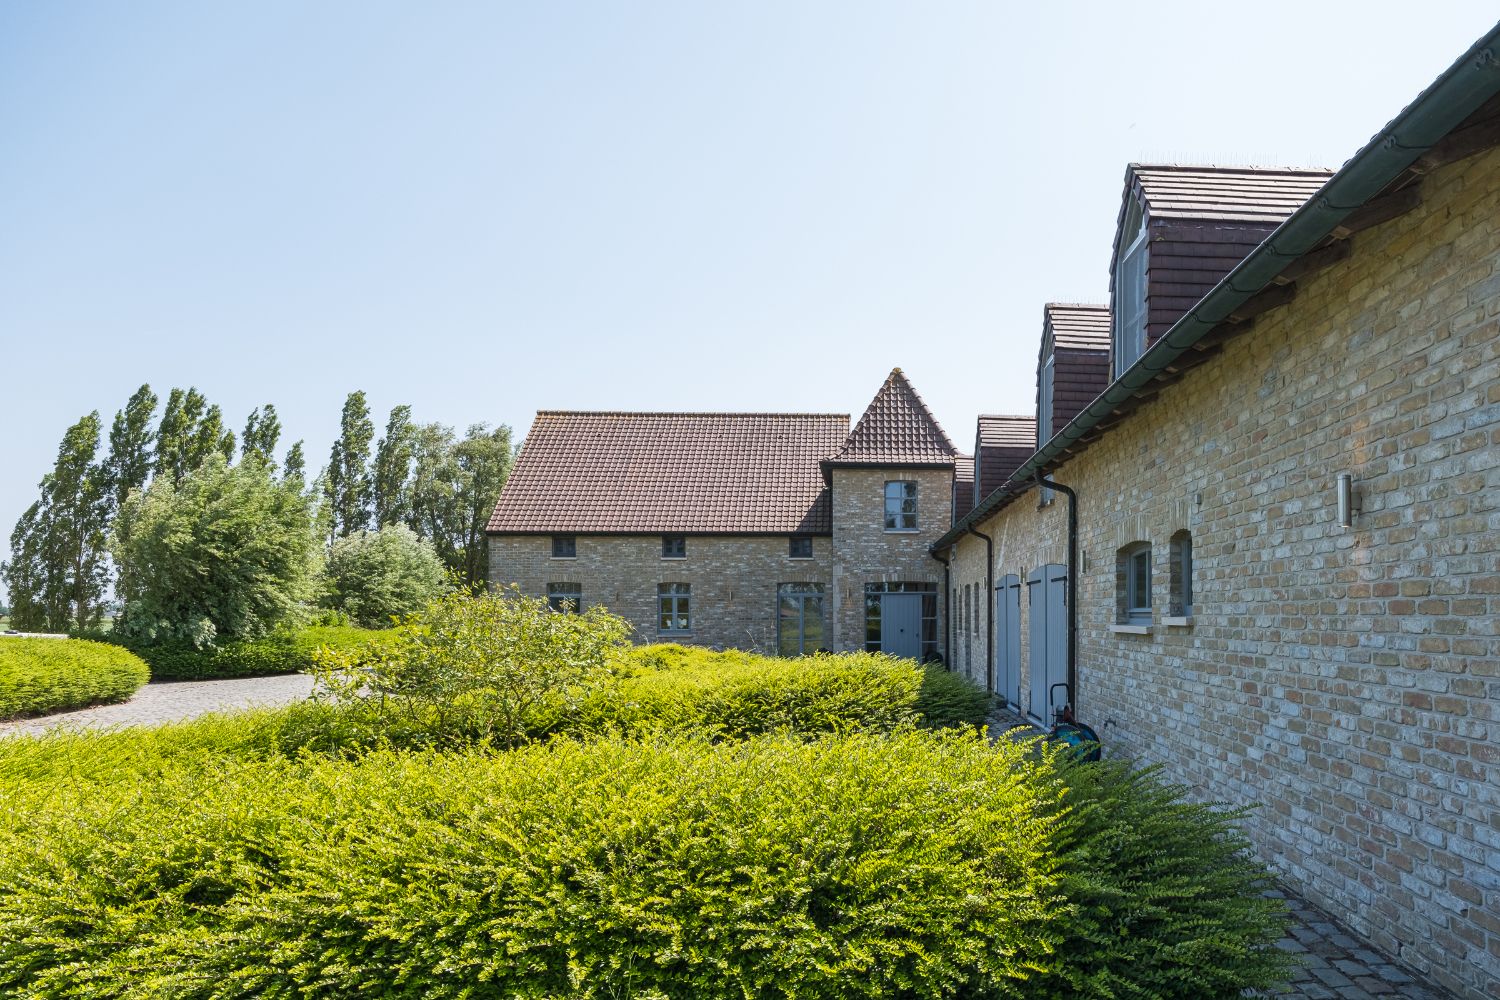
{"left": 884, "top": 480, "right": 918, "bottom": 531}
{"left": 546, "top": 583, "right": 582, "bottom": 613}
{"left": 1170, "top": 530, "right": 1194, "bottom": 617}
{"left": 661, "top": 534, "right": 687, "bottom": 559}
{"left": 788, "top": 536, "right": 813, "bottom": 559}
{"left": 657, "top": 583, "right": 691, "bottom": 633}
{"left": 551, "top": 535, "right": 576, "bottom": 559}
{"left": 1117, "top": 542, "right": 1152, "bottom": 625}
{"left": 776, "top": 583, "right": 825, "bottom": 656}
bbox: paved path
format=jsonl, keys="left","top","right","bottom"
{"left": 984, "top": 706, "right": 1457, "bottom": 1000}
{"left": 0, "top": 674, "right": 317, "bottom": 737}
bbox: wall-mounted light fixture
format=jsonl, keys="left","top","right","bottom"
{"left": 1336, "top": 473, "right": 1360, "bottom": 528}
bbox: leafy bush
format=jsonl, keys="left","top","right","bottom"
{"left": 582, "top": 643, "right": 926, "bottom": 737}
{"left": 312, "top": 589, "right": 633, "bottom": 747}
{"left": 112, "top": 455, "right": 320, "bottom": 646}
{"left": 104, "top": 625, "right": 385, "bottom": 681}
{"left": 0, "top": 638, "right": 148, "bottom": 720}
{"left": 915, "top": 663, "right": 992, "bottom": 728}
{"left": 322, "top": 524, "right": 449, "bottom": 626}
{"left": 0, "top": 730, "right": 1291, "bottom": 998}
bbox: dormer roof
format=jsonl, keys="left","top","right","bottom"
{"left": 1042, "top": 302, "right": 1110, "bottom": 352}
{"left": 973, "top": 415, "right": 1036, "bottom": 500}
{"left": 825, "top": 368, "right": 958, "bottom": 473}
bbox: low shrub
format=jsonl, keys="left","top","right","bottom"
{"left": 915, "top": 662, "right": 992, "bottom": 728}
{"left": 581, "top": 643, "right": 926, "bottom": 737}
{"left": 0, "top": 730, "right": 1291, "bottom": 998}
{"left": 104, "top": 625, "right": 387, "bottom": 681}
{"left": 0, "top": 638, "right": 149, "bottom": 720}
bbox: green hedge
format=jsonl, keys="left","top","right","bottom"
{"left": 0, "top": 638, "right": 149, "bottom": 720}
{"left": 575, "top": 644, "right": 933, "bottom": 737}
{"left": 103, "top": 625, "right": 387, "bottom": 681}
{"left": 0, "top": 730, "right": 1290, "bottom": 998}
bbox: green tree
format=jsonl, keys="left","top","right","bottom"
{"left": 0, "top": 413, "right": 111, "bottom": 631}
{"left": 113, "top": 456, "right": 320, "bottom": 646}
{"left": 454, "top": 423, "right": 513, "bottom": 587}
{"left": 241, "top": 404, "right": 282, "bottom": 471}
{"left": 325, "top": 391, "right": 374, "bottom": 538}
{"left": 188, "top": 404, "right": 235, "bottom": 468}
{"left": 405, "top": 422, "right": 465, "bottom": 570}
{"left": 153, "top": 387, "right": 205, "bottom": 484}
{"left": 102, "top": 384, "right": 158, "bottom": 516}
{"left": 372, "top": 405, "right": 414, "bottom": 528}
{"left": 323, "top": 524, "right": 449, "bottom": 626}
{"left": 282, "top": 440, "right": 306, "bottom": 485}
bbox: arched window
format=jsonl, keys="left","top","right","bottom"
{"left": 1170, "top": 530, "right": 1193, "bottom": 617}
{"left": 1115, "top": 541, "right": 1152, "bottom": 625}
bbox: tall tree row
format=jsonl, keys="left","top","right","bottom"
{"left": 3, "top": 386, "right": 514, "bottom": 631}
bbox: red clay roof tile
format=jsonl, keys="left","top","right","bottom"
{"left": 487, "top": 411, "right": 850, "bottom": 535}
{"left": 827, "top": 368, "right": 957, "bottom": 468}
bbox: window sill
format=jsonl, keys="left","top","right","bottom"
{"left": 550, "top": 556, "right": 577, "bottom": 561}
{"left": 660, "top": 556, "right": 687, "bottom": 561}
{"left": 788, "top": 556, "right": 814, "bottom": 561}
{"left": 883, "top": 529, "right": 920, "bottom": 534}
{"left": 1163, "top": 616, "right": 1194, "bottom": 628}
{"left": 1110, "top": 624, "right": 1152, "bottom": 635}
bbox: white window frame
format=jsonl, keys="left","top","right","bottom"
{"left": 1113, "top": 199, "right": 1149, "bottom": 379}
{"left": 883, "top": 480, "right": 918, "bottom": 532}
{"left": 1125, "top": 544, "right": 1152, "bottom": 624}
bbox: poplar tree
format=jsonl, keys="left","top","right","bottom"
{"left": 454, "top": 423, "right": 514, "bottom": 588}
{"left": 154, "top": 388, "right": 205, "bottom": 484}
{"left": 242, "top": 404, "right": 282, "bottom": 470}
{"left": 325, "top": 391, "right": 374, "bottom": 537}
{"left": 282, "top": 440, "right": 306, "bottom": 485}
{"left": 373, "top": 405, "right": 414, "bottom": 528}
{"left": 0, "top": 413, "right": 111, "bottom": 630}
{"left": 102, "top": 384, "right": 159, "bottom": 516}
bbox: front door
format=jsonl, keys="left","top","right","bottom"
{"left": 996, "top": 574, "right": 1022, "bottom": 708}
{"left": 879, "top": 593, "right": 923, "bottom": 660}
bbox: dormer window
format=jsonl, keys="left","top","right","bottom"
{"left": 1114, "top": 198, "right": 1148, "bottom": 378}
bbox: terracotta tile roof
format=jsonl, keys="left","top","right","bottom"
{"left": 487, "top": 411, "right": 850, "bottom": 535}
{"left": 1043, "top": 303, "right": 1110, "bottom": 350}
{"left": 826, "top": 368, "right": 958, "bottom": 468}
{"left": 1131, "top": 164, "right": 1335, "bottom": 224}
{"left": 953, "top": 455, "right": 975, "bottom": 521}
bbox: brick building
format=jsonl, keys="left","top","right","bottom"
{"left": 486, "top": 369, "right": 956, "bottom": 657}
{"left": 936, "top": 34, "right": 1500, "bottom": 999}
{"left": 488, "top": 26, "right": 1500, "bottom": 997}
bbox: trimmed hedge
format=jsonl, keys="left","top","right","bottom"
{"left": 0, "top": 638, "right": 149, "bottom": 720}
{"left": 0, "top": 730, "right": 1291, "bottom": 998}
{"left": 577, "top": 644, "right": 933, "bottom": 737}
{"left": 103, "top": 625, "right": 387, "bottom": 681}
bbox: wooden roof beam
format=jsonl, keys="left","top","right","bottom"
{"left": 1228, "top": 282, "right": 1297, "bottom": 323}
{"left": 1273, "top": 238, "right": 1352, "bottom": 285}
{"left": 1331, "top": 184, "right": 1422, "bottom": 239}
{"left": 1412, "top": 114, "right": 1500, "bottom": 173}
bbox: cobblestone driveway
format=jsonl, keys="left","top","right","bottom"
{"left": 0, "top": 674, "right": 317, "bottom": 737}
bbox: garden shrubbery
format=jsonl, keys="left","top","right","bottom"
{"left": 0, "top": 638, "right": 149, "bottom": 720}
{"left": 0, "top": 730, "right": 1291, "bottom": 999}
{"left": 99, "top": 625, "right": 388, "bottom": 681}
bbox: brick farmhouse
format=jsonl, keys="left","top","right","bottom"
{"left": 490, "top": 28, "right": 1500, "bottom": 999}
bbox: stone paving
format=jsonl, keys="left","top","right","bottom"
{"left": 0, "top": 673, "right": 317, "bottom": 737}
{"left": 984, "top": 707, "right": 1459, "bottom": 1000}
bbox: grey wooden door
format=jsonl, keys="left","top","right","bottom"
{"left": 1025, "top": 564, "right": 1068, "bottom": 724}
{"left": 880, "top": 594, "right": 923, "bottom": 660}
{"left": 996, "top": 575, "right": 1022, "bottom": 708}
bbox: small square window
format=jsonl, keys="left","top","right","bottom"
{"left": 551, "top": 535, "right": 576, "bottom": 559}
{"left": 662, "top": 534, "right": 687, "bottom": 559}
{"left": 546, "top": 583, "right": 582, "bottom": 613}
{"left": 788, "top": 536, "right": 813, "bottom": 559}
{"left": 883, "top": 481, "right": 918, "bottom": 531}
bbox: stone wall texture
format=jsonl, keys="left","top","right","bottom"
{"left": 487, "top": 534, "right": 834, "bottom": 653}
{"left": 947, "top": 147, "right": 1500, "bottom": 998}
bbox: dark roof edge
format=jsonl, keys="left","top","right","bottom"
{"left": 935, "top": 25, "right": 1500, "bottom": 553}
{"left": 487, "top": 529, "right": 835, "bottom": 538}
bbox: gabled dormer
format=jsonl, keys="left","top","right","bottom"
{"left": 1108, "top": 164, "right": 1334, "bottom": 379}
{"left": 973, "top": 415, "right": 1034, "bottom": 503}
{"left": 1037, "top": 303, "right": 1110, "bottom": 448}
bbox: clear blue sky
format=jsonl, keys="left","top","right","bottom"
{"left": 3, "top": 2, "right": 1497, "bottom": 599}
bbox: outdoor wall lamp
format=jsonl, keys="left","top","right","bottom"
{"left": 1336, "top": 473, "right": 1361, "bottom": 528}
